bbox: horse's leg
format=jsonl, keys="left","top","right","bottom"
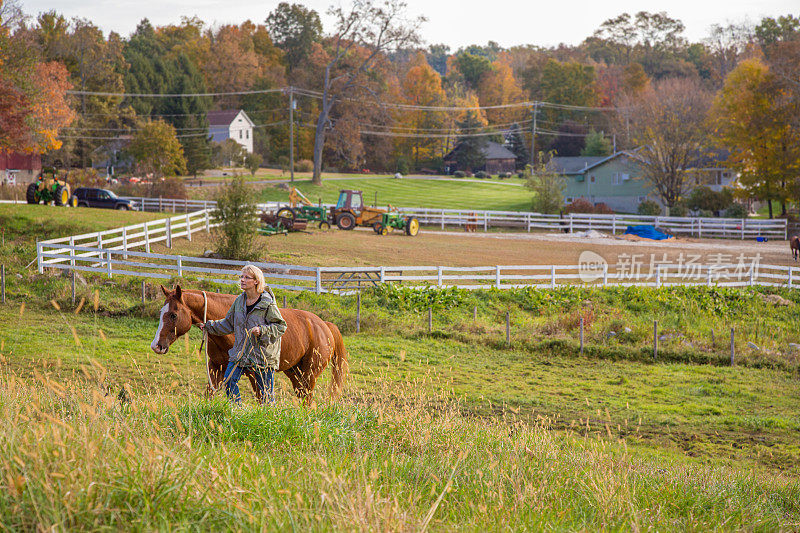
{"left": 206, "top": 360, "right": 226, "bottom": 397}
{"left": 294, "top": 347, "right": 330, "bottom": 407}
{"left": 285, "top": 365, "right": 310, "bottom": 404}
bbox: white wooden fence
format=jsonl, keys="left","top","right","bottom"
{"left": 120, "top": 197, "right": 788, "bottom": 240}
{"left": 37, "top": 239, "right": 799, "bottom": 293}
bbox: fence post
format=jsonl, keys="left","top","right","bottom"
{"left": 122, "top": 227, "right": 128, "bottom": 259}
{"left": 141, "top": 197, "right": 145, "bottom": 212}
{"left": 97, "top": 232, "right": 103, "bottom": 251}
{"left": 730, "top": 327, "right": 735, "bottom": 366}
{"left": 437, "top": 266, "right": 442, "bottom": 287}
{"left": 172, "top": 198, "right": 176, "bottom": 213}
{"left": 205, "top": 210, "right": 210, "bottom": 233}
{"left": 1, "top": 264, "right": 5, "bottom": 304}
{"left": 526, "top": 213, "right": 531, "bottom": 232}
{"left": 142, "top": 281, "right": 146, "bottom": 306}
{"left": 159, "top": 196, "right": 163, "bottom": 212}
{"left": 186, "top": 213, "right": 192, "bottom": 241}
{"left": 789, "top": 267, "right": 793, "bottom": 288}
{"left": 612, "top": 216, "right": 617, "bottom": 235}
{"left": 177, "top": 257, "right": 182, "bottom": 277}
{"left": 653, "top": 320, "right": 658, "bottom": 359}
{"left": 356, "top": 292, "right": 361, "bottom": 333}
{"left": 428, "top": 307, "right": 432, "bottom": 333}
{"left": 473, "top": 305, "right": 477, "bottom": 322}
{"left": 440, "top": 210, "right": 444, "bottom": 230}
{"left": 749, "top": 268, "right": 754, "bottom": 286}
{"left": 741, "top": 219, "right": 745, "bottom": 240}
{"left": 580, "top": 316, "right": 584, "bottom": 355}
{"left": 71, "top": 269, "right": 75, "bottom": 305}
{"left": 144, "top": 222, "right": 151, "bottom": 253}
{"left": 283, "top": 295, "right": 287, "bottom": 308}
{"left": 484, "top": 212, "right": 488, "bottom": 231}
{"left": 69, "top": 236, "right": 75, "bottom": 267}
{"left": 506, "top": 311, "right": 510, "bottom": 345}
{"left": 166, "top": 219, "right": 172, "bottom": 249}
{"left": 379, "top": 266, "right": 385, "bottom": 284}
{"left": 315, "top": 267, "right": 321, "bottom": 294}
{"left": 550, "top": 265, "right": 556, "bottom": 289}
{"left": 106, "top": 251, "right": 112, "bottom": 279}
{"left": 495, "top": 265, "right": 501, "bottom": 289}
{"left": 698, "top": 218, "right": 702, "bottom": 238}
{"left": 569, "top": 214, "right": 573, "bottom": 233}
{"left": 603, "top": 263, "right": 608, "bottom": 286}
{"left": 37, "top": 241, "right": 43, "bottom": 274}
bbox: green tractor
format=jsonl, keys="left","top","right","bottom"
{"left": 26, "top": 167, "right": 77, "bottom": 207}
{"left": 373, "top": 211, "right": 420, "bottom": 236}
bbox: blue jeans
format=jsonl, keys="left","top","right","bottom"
{"left": 222, "top": 363, "right": 274, "bottom": 405}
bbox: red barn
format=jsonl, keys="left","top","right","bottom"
{"left": 0, "top": 152, "right": 42, "bottom": 183}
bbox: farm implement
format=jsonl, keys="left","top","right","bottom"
{"left": 330, "top": 189, "right": 419, "bottom": 236}
{"left": 275, "top": 187, "right": 330, "bottom": 230}
{"left": 258, "top": 211, "right": 308, "bottom": 236}
{"left": 26, "top": 167, "right": 77, "bottom": 207}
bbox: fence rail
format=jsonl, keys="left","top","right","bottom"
{"left": 37, "top": 240, "right": 797, "bottom": 294}
{"left": 119, "top": 197, "right": 788, "bottom": 240}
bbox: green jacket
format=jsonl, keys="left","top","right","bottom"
{"left": 204, "top": 290, "right": 287, "bottom": 369}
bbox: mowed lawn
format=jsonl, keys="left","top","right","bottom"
{"left": 255, "top": 177, "right": 532, "bottom": 211}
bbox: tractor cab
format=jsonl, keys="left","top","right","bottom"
{"left": 335, "top": 189, "right": 363, "bottom": 212}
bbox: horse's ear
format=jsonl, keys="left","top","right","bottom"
{"left": 160, "top": 285, "right": 169, "bottom": 297}
{"left": 174, "top": 285, "right": 182, "bottom": 301}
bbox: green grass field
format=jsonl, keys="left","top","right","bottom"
{"left": 250, "top": 177, "right": 532, "bottom": 211}
{"left": 1, "top": 204, "right": 800, "bottom": 529}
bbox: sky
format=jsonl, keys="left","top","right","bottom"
{"left": 17, "top": 0, "right": 798, "bottom": 49}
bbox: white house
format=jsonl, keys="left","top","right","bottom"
{"left": 208, "top": 109, "right": 254, "bottom": 153}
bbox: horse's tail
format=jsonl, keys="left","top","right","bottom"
{"left": 325, "top": 321, "right": 348, "bottom": 398}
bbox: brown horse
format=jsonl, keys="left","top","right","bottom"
{"left": 791, "top": 236, "right": 800, "bottom": 262}
{"left": 150, "top": 285, "right": 347, "bottom": 405}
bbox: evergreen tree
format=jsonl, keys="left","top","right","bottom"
{"left": 451, "top": 111, "right": 488, "bottom": 172}
{"left": 505, "top": 124, "right": 529, "bottom": 169}
{"left": 581, "top": 130, "right": 613, "bottom": 156}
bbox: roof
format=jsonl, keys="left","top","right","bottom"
{"left": 207, "top": 109, "right": 253, "bottom": 127}
{"left": 546, "top": 156, "right": 606, "bottom": 175}
{"left": 444, "top": 141, "right": 517, "bottom": 161}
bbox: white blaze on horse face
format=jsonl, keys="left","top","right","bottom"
{"left": 151, "top": 304, "right": 170, "bottom": 353}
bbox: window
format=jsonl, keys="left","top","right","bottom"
{"left": 590, "top": 175, "right": 595, "bottom": 183}
{"left": 239, "top": 130, "right": 242, "bottom": 139}
{"left": 246, "top": 130, "right": 249, "bottom": 139}
{"left": 565, "top": 197, "right": 573, "bottom": 203}
{"left": 351, "top": 194, "right": 362, "bottom": 210}
{"left": 637, "top": 196, "right": 646, "bottom": 202}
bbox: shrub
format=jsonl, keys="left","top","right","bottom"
{"left": 669, "top": 204, "right": 688, "bottom": 217}
{"left": 453, "top": 170, "right": 466, "bottom": 178}
{"left": 211, "top": 176, "right": 262, "bottom": 260}
{"left": 465, "top": 171, "right": 473, "bottom": 177}
{"left": 593, "top": 202, "right": 614, "bottom": 214}
{"left": 244, "top": 153, "right": 262, "bottom": 177}
{"left": 395, "top": 157, "right": 410, "bottom": 175}
{"left": 517, "top": 171, "right": 526, "bottom": 179}
{"left": 564, "top": 198, "right": 596, "bottom": 214}
{"left": 637, "top": 200, "right": 661, "bottom": 216}
{"left": 474, "top": 171, "right": 488, "bottom": 179}
{"left": 687, "top": 186, "right": 733, "bottom": 213}
{"left": 294, "top": 159, "right": 313, "bottom": 173}
{"left": 724, "top": 203, "right": 749, "bottom": 218}
{"left": 66, "top": 168, "right": 106, "bottom": 189}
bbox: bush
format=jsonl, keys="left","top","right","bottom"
{"left": 244, "top": 153, "right": 262, "bottom": 177}
{"left": 564, "top": 198, "right": 596, "bottom": 214}
{"left": 474, "top": 171, "right": 488, "bottom": 179}
{"left": 453, "top": 170, "right": 466, "bottom": 178}
{"left": 687, "top": 186, "right": 733, "bottom": 213}
{"left": 724, "top": 203, "right": 749, "bottom": 218}
{"left": 669, "top": 204, "right": 688, "bottom": 217}
{"left": 637, "top": 200, "right": 661, "bottom": 216}
{"left": 66, "top": 168, "right": 106, "bottom": 189}
{"left": 517, "top": 171, "right": 526, "bottom": 179}
{"left": 211, "top": 176, "right": 262, "bottom": 261}
{"left": 395, "top": 157, "right": 410, "bottom": 175}
{"left": 593, "top": 202, "right": 614, "bottom": 214}
{"left": 498, "top": 172, "right": 511, "bottom": 179}
{"left": 294, "top": 159, "right": 313, "bottom": 173}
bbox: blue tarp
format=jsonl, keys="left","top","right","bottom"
{"left": 623, "top": 225, "right": 674, "bottom": 240}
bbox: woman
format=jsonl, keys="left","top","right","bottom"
{"left": 198, "top": 264, "right": 286, "bottom": 404}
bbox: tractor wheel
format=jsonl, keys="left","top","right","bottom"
{"left": 54, "top": 185, "right": 68, "bottom": 206}
{"left": 277, "top": 207, "right": 295, "bottom": 220}
{"left": 26, "top": 183, "right": 38, "bottom": 204}
{"left": 378, "top": 224, "right": 389, "bottom": 236}
{"left": 318, "top": 220, "right": 331, "bottom": 231}
{"left": 69, "top": 196, "right": 78, "bottom": 208}
{"left": 405, "top": 216, "right": 420, "bottom": 236}
{"left": 336, "top": 212, "right": 356, "bottom": 230}
{"left": 372, "top": 222, "right": 382, "bottom": 234}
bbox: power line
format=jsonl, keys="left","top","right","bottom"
{"left": 66, "top": 88, "right": 286, "bottom": 98}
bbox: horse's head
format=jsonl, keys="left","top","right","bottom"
{"left": 151, "top": 285, "right": 194, "bottom": 354}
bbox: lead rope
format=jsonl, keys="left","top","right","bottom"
{"left": 201, "top": 291, "right": 218, "bottom": 395}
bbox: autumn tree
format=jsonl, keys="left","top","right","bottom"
{"left": 311, "top": 0, "right": 424, "bottom": 184}
{"left": 620, "top": 77, "right": 712, "bottom": 208}
{"left": 128, "top": 119, "right": 187, "bottom": 177}
{"left": 711, "top": 58, "right": 800, "bottom": 218}
{"left": 478, "top": 55, "right": 525, "bottom": 125}
{"left": 396, "top": 51, "right": 446, "bottom": 168}
{"left": 266, "top": 2, "right": 322, "bottom": 75}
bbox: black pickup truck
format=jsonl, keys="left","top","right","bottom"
{"left": 71, "top": 188, "right": 137, "bottom": 210}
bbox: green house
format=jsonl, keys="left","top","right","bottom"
{"left": 548, "top": 152, "right": 655, "bottom": 214}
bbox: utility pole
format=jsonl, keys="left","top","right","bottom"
{"left": 288, "top": 86, "right": 295, "bottom": 182}
{"left": 530, "top": 102, "right": 539, "bottom": 167}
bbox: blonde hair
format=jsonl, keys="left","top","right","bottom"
{"left": 241, "top": 264, "right": 266, "bottom": 293}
